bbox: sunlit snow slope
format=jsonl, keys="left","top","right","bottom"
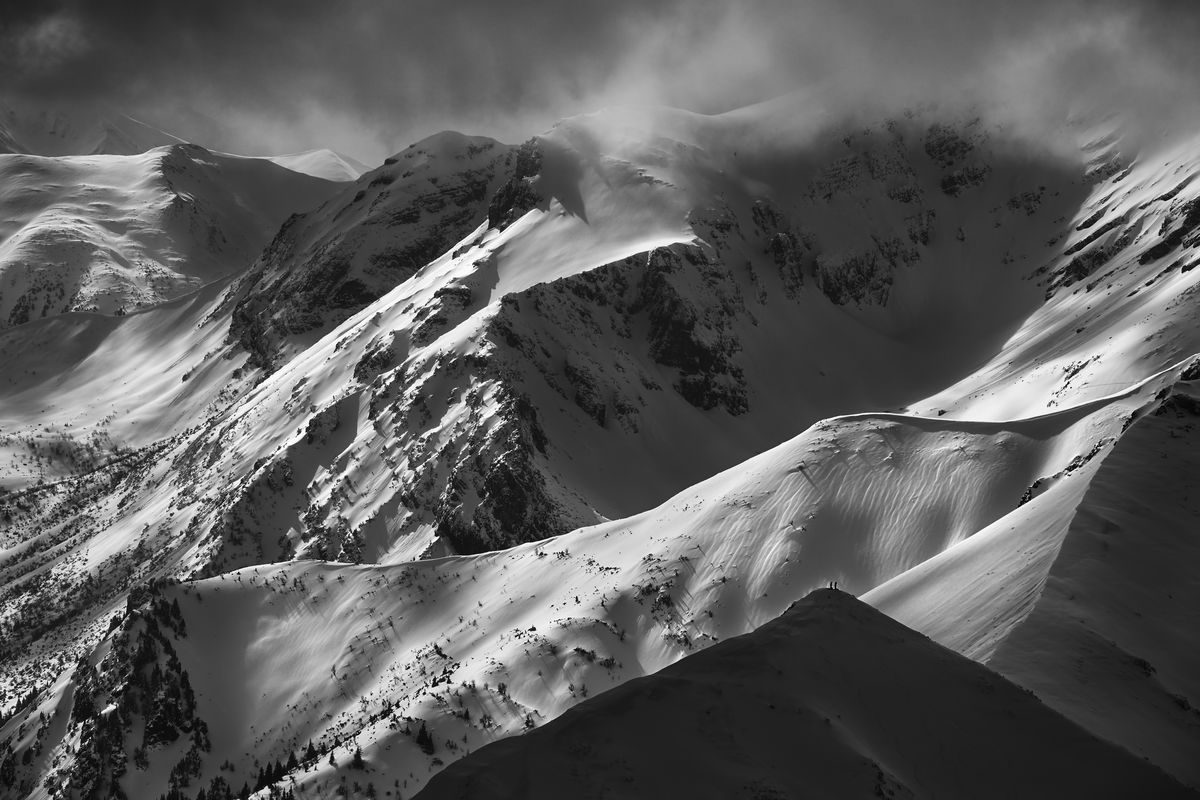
{"left": 0, "top": 145, "right": 337, "bottom": 326}
{"left": 264, "top": 150, "right": 368, "bottom": 182}
{"left": 6, "top": 356, "right": 1196, "bottom": 798}
{"left": 0, "top": 99, "right": 369, "bottom": 182}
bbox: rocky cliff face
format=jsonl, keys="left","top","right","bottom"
{"left": 217, "top": 111, "right": 1096, "bottom": 564}
{"left": 229, "top": 133, "right": 526, "bottom": 371}
{"left": 0, "top": 109, "right": 1090, "bottom": 581}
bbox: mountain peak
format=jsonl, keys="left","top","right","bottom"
{"left": 418, "top": 589, "right": 1192, "bottom": 799}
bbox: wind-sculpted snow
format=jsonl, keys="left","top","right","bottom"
{"left": 263, "top": 150, "right": 368, "bottom": 183}
{"left": 871, "top": 362, "right": 1200, "bottom": 786}
{"left": 6, "top": 359, "right": 1193, "bottom": 797}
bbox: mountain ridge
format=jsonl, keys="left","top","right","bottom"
{"left": 417, "top": 588, "right": 1194, "bottom": 800}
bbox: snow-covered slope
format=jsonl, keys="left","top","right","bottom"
{"left": 419, "top": 590, "right": 1191, "bottom": 800}
{"left": 197, "top": 105, "right": 1105, "bottom": 568}
{"left": 867, "top": 366, "right": 1200, "bottom": 785}
{"left": 4, "top": 356, "right": 1193, "bottom": 798}
{"left": 2, "top": 95, "right": 1200, "bottom": 798}
{"left": 227, "top": 132, "right": 532, "bottom": 369}
{"left": 0, "top": 145, "right": 338, "bottom": 326}
{"left": 912, "top": 131, "right": 1200, "bottom": 421}
{"left": 200, "top": 102, "right": 1200, "bottom": 568}
{"left": 0, "top": 278, "right": 253, "bottom": 490}
{"left": 264, "top": 150, "right": 368, "bottom": 182}
{"left": 0, "top": 100, "right": 367, "bottom": 182}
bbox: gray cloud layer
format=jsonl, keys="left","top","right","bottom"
{"left": 3, "top": 0, "right": 1198, "bottom": 164}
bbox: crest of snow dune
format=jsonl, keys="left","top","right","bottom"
{"left": 262, "top": 148, "right": 369, "bottom": 182}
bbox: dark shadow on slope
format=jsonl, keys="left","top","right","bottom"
{"left": 533, "top": 136, "right": 588, "bottom": 223}
{"left": 417, "top": 589, "right": 1194, "bottom": 800}
{"left": 986, "top": 376, "right": 1200, "bottom": 788}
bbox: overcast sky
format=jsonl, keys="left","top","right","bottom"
{"left": 3, "top": 0, "right": 1198, "bottom": 165}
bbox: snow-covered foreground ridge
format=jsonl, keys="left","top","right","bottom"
{"left": 419, "top": 589, "right": 1193, "bottom": 800}
{"left": 1, "top": 98, "right": 1199, "bottom": 798}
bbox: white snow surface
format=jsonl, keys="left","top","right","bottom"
{"left": 0, "top": 99, "right": 369, "bottom": 181}
{"left": 0, "top": 145, "right": 337, "bottom": 325}
{"left": 263, "top": 149, "right": 369, "bottom": 182}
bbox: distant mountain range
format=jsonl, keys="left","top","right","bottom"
{"left": 0, "top": 100, "right": 367, "bottom": 181}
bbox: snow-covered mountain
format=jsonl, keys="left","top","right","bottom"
{"left": 1, "top": 94, "right": 1199, "bottom": 799}
{"left": 0, "top": 145, "right": 339, "bottom": 327}
{"left": 12, "top": 351, "right": 1191, "bottom": 798}
{"left": 0, "top": 99, "right": 368, "bottom": 181}
{"left": 228, "top": 131, "right": 526, "bottom": 371}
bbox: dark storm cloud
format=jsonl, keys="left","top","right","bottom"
{"left": 3, "top": 0, "right": 1199, "bottom": 164}
{"left": 1, "top": 0, "right": 679, "bottom": 160}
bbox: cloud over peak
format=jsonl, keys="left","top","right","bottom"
{"left": 3, "top": 0, "right": 1197, "bottom": 164}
